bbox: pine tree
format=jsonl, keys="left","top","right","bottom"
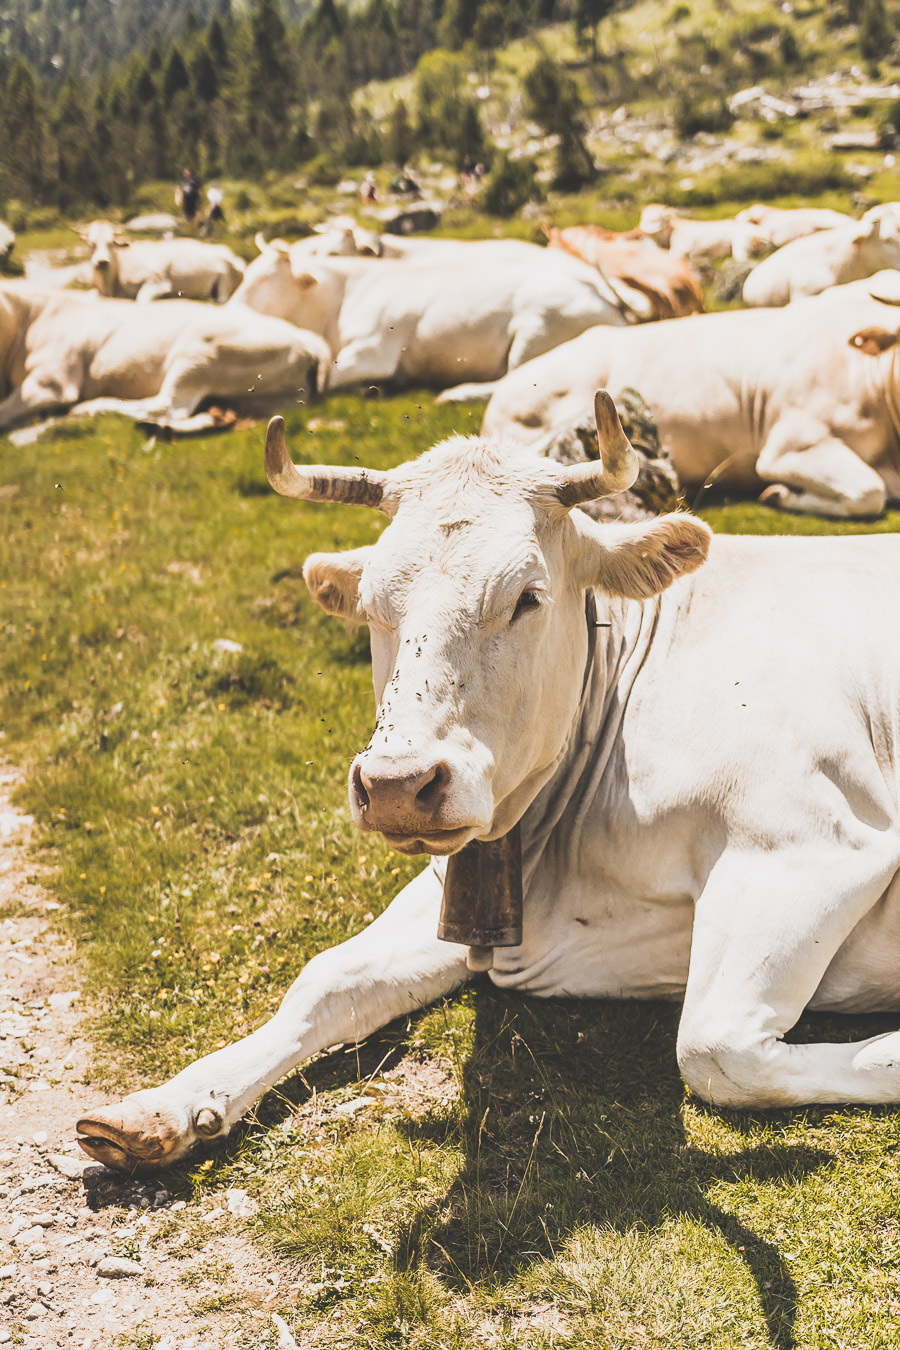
{"left": 860, "top": 0, "right": 891, "bottom": 64}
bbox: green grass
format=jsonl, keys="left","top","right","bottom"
{"left": 4, "top": 394, "right": 900, "bottom": 1347}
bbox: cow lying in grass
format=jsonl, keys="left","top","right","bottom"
{"left": 227, "top": 240, "right": 628, "bottom": 390}
{"left": 468, "top": 272, "right": 900, "bottom": 519}
{"left": 81, "top": 221, "right": 245, "bottom": 303}
{"left": 77, "top": 394, "right": 900, "bottom": 1171}
{"left": 0, "top": 283, "right": 329, "bottom": 433}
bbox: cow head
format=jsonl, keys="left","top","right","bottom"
{"left": 79, "top": 220, "right": 128, "bottom": 295}
{"left": 233, "top": 238, "right": 341, "bottom": 333}
{"left": 266, "top": 394, "right": 711, "bottom": 856}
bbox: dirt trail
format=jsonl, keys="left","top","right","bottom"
{"left": 0, "top": 767, "right": 298, "bottom": 1349}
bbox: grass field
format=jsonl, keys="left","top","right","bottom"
{"left": 3, "top": 396, "right": 900, "bottom": 1348}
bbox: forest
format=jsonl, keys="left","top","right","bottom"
{"left": 0, "top": 0, "right": 603, "bottom": 214}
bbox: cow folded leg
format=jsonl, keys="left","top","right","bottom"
{"left": 76, "top": 867, "right": 469, "bottom": 1172}
{"left": 0, "top": 371, "right": 82, "bottom": 430}
{"left": 677, "top": 845, "right": 900, "bottom": 1109}
{"left": 756, "top": 420, "right": 886, "bottom": 518}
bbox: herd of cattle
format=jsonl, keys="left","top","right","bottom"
{"left": 3, "top": 197, "right": 896, "bottom": 1173}
{"left": 3, "top": 196, "right": 900, "bottom": 518}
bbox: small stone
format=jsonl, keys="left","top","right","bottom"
{"left": 31, "top": 1133, "right": 47, "bottom": 1148}
{"left": 212, "top": 638, "right": 243, "bottom": 653}
{"left": 152, "top": 1190, "right": 169, "bottom": 1207}
{"left": 47, "top": 992, "right": 78, "bottom": 1013}
{"left": 89, "top": 1288, "right": 114, "bottom": 1305}
{"left": 0, "top": 1329, "right": 10, "bottom": 1343}
{"left": 96, "top": 1256, "right": 142, "bottom": 1279}
{"left": 224, "top": 1187, "right": 257, "bottom": 1218}
{"left": 36, "top": 1282, "right": 52, "bottom": 1297}
{"left": 47, "top": 1155, "right": 89, "bottom": 1180}
{"left": 12, "top": 1226, "right": 45, "bottom": 1247}
{"left": 169, "top": 1200, "right": 186, "bottom": 1211}
{"left": 28, "top": 1213, "right": 54, "bottom": 1228}
{"left": 201, "top": 1208, "right": 225, "bottom": 1224}
{"left": 0, "top": 1267, "right": 13, "bottom": 1279}
{"left": 23, "top": 1302, "right": 45, "bottom": 1320}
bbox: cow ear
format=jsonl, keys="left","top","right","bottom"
{"left": 572, "top": 512, "right": 711, "bottom": 600}
{"left": 303, "top": 547, "right": 371, "bottom": 622}
{"left": 290, "top": 261, "right": 319, "bottom": 289}
{"left": 849, "top": 325, "right": 900, "bottom": 356}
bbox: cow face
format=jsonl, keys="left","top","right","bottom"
{"left": 267, "top": 397, "right": 710, "bottom": 855}
{"left": 82, "top": 221, "right": 127, "bottom": 295}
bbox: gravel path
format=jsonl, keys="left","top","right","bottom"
{"left": 0, "top": 767, "right": 299, "bottom": 1350}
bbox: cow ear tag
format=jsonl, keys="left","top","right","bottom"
{"left": 437, "top": 823, "right": 523, "bottom": 972}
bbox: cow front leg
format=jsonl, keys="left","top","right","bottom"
{"left": 677, "top": 844, "right": 900, "bottom": 1109}
{"left": 756, "top": 418, "right": 886, "bottom": 518}
{"left": 328, "top": 334, "right": 405, "bottom": 390}
{"left": 0, "top": 370, "right": 82, "bottom": 429}
{"left": 76, "top": 867, "right": 469, "bottom": 1171}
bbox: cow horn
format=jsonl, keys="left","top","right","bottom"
{"left": 555, "top": 390, "right": 640, "bottom": 506}
{"left": 265, "top": 417, "right": 390, "bottom": 512}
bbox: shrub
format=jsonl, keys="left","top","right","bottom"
{"left": 673, "top": 94, "right": 734, "bottom": 138}
{"left": 305, "top": 154, "right": 343, "bottom": 187}
{"left": 481, "top": 153, "right": 539, "bottom": 216}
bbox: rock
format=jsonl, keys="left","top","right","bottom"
{"left": 273, "top": 1313, "right": 300, "bottom": 1350}
{"left": 0, "top": 1268, "right": 13, "bottom": 1279}
{"left": 201, "top": 1207, "right": 225, "bottom": 1224}
{"left": 532, "top": 388, "right": 681, "bottom": 523}
{"left": 12, "top": 1226, "right": 46, "bottom": 1247}
{"left": 96, "top": 1256, "right": 143, "bottom": 1278}
{"left": 47, "top": 991, "right": 78, "bottom": 1012}
{"left": 36, "top": 1282, "right": 52, "bottom": 1297}
{"left": 224, "top": 1187, "right": 257, "bottom": 1218}
{"left": 47, "top": 1154, "right": 91, "bottom": 1180}
{"left": 31, "top": 1133, "right": 47, "bottom": 1147}
{"left": 27, "top": 1213, "right": 54, "bottom": 1228}
{"left": 23, "top": 1302, "right": 45, "bottom": 1320}
{"left": 212, "top": 639, "right": 243, "bottom": 654}
{"left": 0, "top": 1329, "right": 10, "bottom": 1343}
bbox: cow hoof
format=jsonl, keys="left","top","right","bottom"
{"left": 76, "top": 1091, "right": 201, "bottom": 1174}
{"left": 759, "top": 484, "right": 791, "bottom": 510}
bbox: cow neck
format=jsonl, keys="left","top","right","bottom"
{"left": 518, "top": 587, "right": 661, "bottom": 885}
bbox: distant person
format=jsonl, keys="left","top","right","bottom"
{"left": 176, "top": 167, "right": 200, "bottom": 224}
{"left": 202, "top": 184, "right": 225, "bottom": 235}
{"left": 361, "top": 173, "right": 377, "bottom": 205}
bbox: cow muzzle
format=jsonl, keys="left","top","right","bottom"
{"left": 349, "top": 756, "right": 479, "bottom": 854}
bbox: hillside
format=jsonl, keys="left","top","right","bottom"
{"left": 1, "top": 0, "right": 899, "bottom": 232}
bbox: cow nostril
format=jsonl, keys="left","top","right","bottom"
{"left": 415, "top": 762, "right": 450, "bottom": 810}
{"left": 352, "top": 764, "right": 370, "bottom": 811}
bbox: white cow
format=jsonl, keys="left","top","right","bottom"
{"left": 290, "top": 227, "right": 633, "bottom": 297}
{"left": 735, "top": 202, "right": 853, "bottom": 252}
{"left": 228, "top": 243, "right": 628, "bottom": 389}
{"left": 76, "top": 396, "right": 900, "bottom": 1173}
{"left": 82, "top": 221, "right": 245, "bottom": 302}
{"left": 0, "top": 283, "right": 329, "bottom": 433}
{"left": 743, "top": 204, "right": 900, "bottom": 306}
{"left": 639, "top": 204, "right": 761, "bottom": 265}
{"left": 474, "top": 273, "right": 900, "bottom": 519}
{"left": 0, "top": 222, "right": 15, "bottom": 263}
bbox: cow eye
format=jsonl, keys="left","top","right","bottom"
{"left": 512, "top": 589, "right": 542, "bottom": 622}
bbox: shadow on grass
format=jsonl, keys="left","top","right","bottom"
{"left": 398, "top": 990, "right": 831, "bottom": 1350}
{"left": 147, "top": 992, "right": 885, "bottom": 1349}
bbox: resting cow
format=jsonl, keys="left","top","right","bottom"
{"left": 545, "top": 224, "right": 705, "bottom": 319}
{"left": 0, "top": 283, "right": 329, "bottom": 433}
{"left": 638, "top": 204, "right": 761, "bottom": 265}
{"left": 735, "top": 202, "right": 853, "bottom": 252}
{"left": 76, "top": 394, "right": 900, "bottom": 1172}
{"left": 742, "top": 204, "right": 900, "bottom": 307}
{"left": 474, "top": 273, "right": 900, "bottom": 519}
{"left": 82, "top": 221, "right": 245, "bottom": 302}
{"left": 227, "top": 242, "right": 628, "bottom": 389}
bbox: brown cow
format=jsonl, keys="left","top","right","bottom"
{"left": 546, "top": 224, "right": 705, "bottom": 320}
